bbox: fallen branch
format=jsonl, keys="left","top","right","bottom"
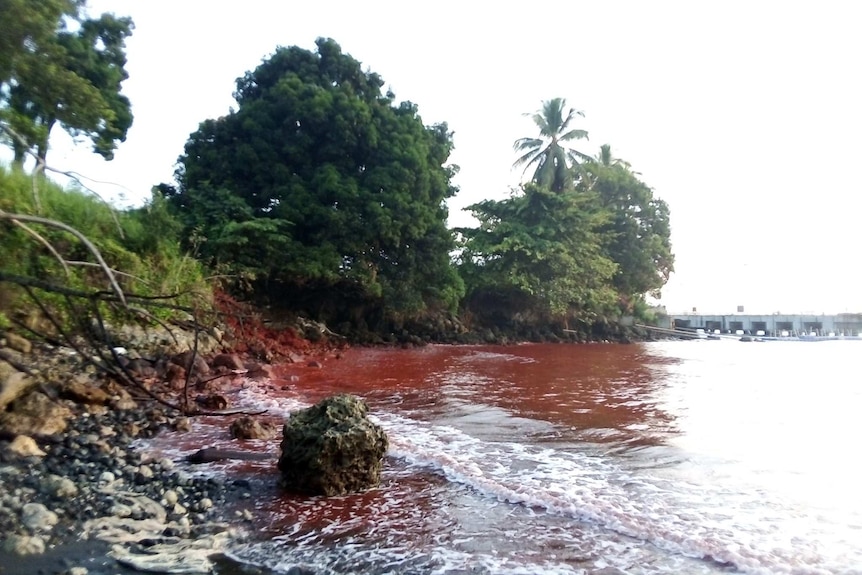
{"left": 0, "top": 211, "right": 126, "bottom": 305}
{"left": 0, "top": 122, "right": 125, "bottom": 236}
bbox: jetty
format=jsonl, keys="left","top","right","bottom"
{"left": 647, "top": 312, "right": 862, "bottom": 339}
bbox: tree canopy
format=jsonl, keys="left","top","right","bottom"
{"left": 460, "top": 103, "right": 673, "bottom": 330}
{"left": 458, "top": 184, "right": 618, "bottom": 322}
{"left": 584, "top": 146, "right": 674, "bottom": 300}
{"left": 0, "top": 0, "right": 133, "bottom": 163}
{"left": 169, "top": 38, "right": 463, "bottom": 323}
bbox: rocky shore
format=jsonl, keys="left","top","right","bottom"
{"left": 0, "top": 314, "right": 287, "bottom": 575}
{"left": 0, "top": 305, "right": 644, "bottom": 574}
{"left": 0, "top": 393, "right": 258, "bottom": 574}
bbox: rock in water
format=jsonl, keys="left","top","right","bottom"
{"left": 278, "top": 394, "right": 388, "bottom": 495}
{"left": 229, "top": 416, "right": 278, "bottom": 439}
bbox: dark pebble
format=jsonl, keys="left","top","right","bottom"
{"left": 0, "top": 400, "right": 237, "bottom": 555}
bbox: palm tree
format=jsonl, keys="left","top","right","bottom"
{"left": 513, "top": 98, "right": 590, "bottom": 192}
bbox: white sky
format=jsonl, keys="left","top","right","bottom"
{"left": 13, "top": 0, "right": 862, "bottom": 315}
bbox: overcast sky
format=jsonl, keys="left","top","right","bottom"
{"left": 20, "top": 0, "right": 862, "bottom": 315}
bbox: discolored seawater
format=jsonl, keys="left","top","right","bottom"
{"left": 144, "top": 341, "right": 862, "bottom": 575}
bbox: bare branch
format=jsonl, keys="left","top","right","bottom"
{"left": 66, "top": 260, "right": 149, "bottom": 285}
{"left": 126, "top": 305, "right": 181, "bottom": 349}
{"left": 8, "top": 219, "right": 71, "bottom": 277}
{"left": 0, "top": 348, "right": 35, "bottom": 375}
{"left": 0, "top": 271, "right": 195, "bottom": 312}
{"left": 0, "top": 121, "right": 125, "bottom": 236}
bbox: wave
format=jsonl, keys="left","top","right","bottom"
{"left": 379, "top": 410, "right": 861, "bottom": 575}
{"left": 142, "top": 378, "right": 862, "bottom": 574}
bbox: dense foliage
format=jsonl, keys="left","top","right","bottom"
{"left": 458, "top": 102, "right": 673, "bottom": 332}
{"left": 0, "top": 0, "right": 133, "bottom": 163}
{"left": 2, "top": 7, "right": 674, "bottom": 341}
{"left": 587, "top": 145, "right": 674, "bottom": 300}
{"left": 0, "top": 166, "right": 210, "bottom": 327}
{"left": 168, "top": 38, "right": 464, "bottom": 325}
{"left": 458, "top": 184, "right": 617, "bottom": 323}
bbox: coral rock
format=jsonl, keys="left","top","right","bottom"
{"left": 278, "top": 394, "right": 388, "bottom": 496}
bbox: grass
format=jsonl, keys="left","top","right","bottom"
{"left": 0, "top": 165, "right": 213, "bottom": 333}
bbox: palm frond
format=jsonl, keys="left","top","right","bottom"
{"left": 513, "top": 137, "right": 544, "bottom": 152}
{"left": 599, "top": 144, "right": 612, "bottom": 166}
{"left": 534, "top": 155, "right": 554, "bottom": 188}
{"left": 559, "top": 128, "right": 589, "bottom": 142}
{"left": 513, "top": 147, "right": 543, "bottom": 170}
{"left": 531, "top": 113, "right": 550, "bottom": 135}
{"left": 514, "top": 97, "right": 590, "bottom": 191}
{"left": 567, "top": 149, "right": 594, "bottom": 164}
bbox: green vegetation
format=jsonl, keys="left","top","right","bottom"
{"left": 457, "top": 102, "right": 673, "bottom": 334}
{"left": 513, "top": 98, "right": 591, "bottom": 193}
{"left": 458, "top": 184, "right": 617, "bottom": 325}
{"left": 587, "top": 145, "right": 674, "bottom": 302}
{"left": 1, "top": 11, "right": 673, "bottom": 342}
{"left": 0, "top": 0, "right": 134, "bottom": 163}
{"left": 0, "top": 167, "right": 210, "bottom": 329}
{"left": 165, "top": 38, "right": 464, "bottom": 329}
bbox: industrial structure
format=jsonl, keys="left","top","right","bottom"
{"left": 662, "top": 313, "right": 862, "bottom": 337}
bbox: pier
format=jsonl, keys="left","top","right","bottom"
{"left": 660, "top": 313, "right": 862, "bottom": 337}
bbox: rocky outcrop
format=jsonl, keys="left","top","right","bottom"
{"left": 3, "top": 333, "right": 32, "bottom": 354}
{"left": 60, "top": 377, "right": 110, "bottom": 405}
{"left": 2, "top": 534, "right": 46, "bottom": 556}
{"left": 7, "top": 435, "right": 46, "bottom": 457}
{"left": 102, "top": 322, "right": 223, "bottom": 357}
{"left": 0, "top": 400, "right": 246, "bottom": 563}
{"left": 211, "top": 353, "right": 244, "bottom": 371}
{"left": 278, "top": 394, "right": 388, "bottom": 496}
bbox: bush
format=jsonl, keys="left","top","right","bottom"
{"left": 0, "top": 166, "right": 211, "bottom": 331}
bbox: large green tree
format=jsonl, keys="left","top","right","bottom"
{"left": 458, "top": 184, "right": 617, "bottom": 324}
{"left": 170, "top": 38, "right": 463, "bottom": 321}
{"left": 583, "top": 145, "right": 674, "bottom": 302}
{"left": 0, "top": 1, "right": 133, "bottom": 163}
{"left": 513, "top": 97, "right": 590, "bottom": 193}
{"left": 0, "top": 0, "right": 77, "bottom": 81}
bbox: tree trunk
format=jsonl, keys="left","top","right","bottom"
{"left": 36, "top": 117, "right": 56, "bottom": 165}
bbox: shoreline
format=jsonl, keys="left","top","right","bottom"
{"left": 0, "top": 333, "right": 263, "bottom": 575}
{"left": 0, "top": 360, "right": 261, "bottom": 574}
{"left": 0, "top": 315, "right": 649, "bottom": 574}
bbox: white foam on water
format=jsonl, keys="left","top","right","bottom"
{"left": 378, "top": 410, "right": 862, "bottom": 575}
{"left": 138, "top": 377, "right": 862, "bottom": 575}
{"left": 225, "top": 541, "right": 596, "bottom": 575}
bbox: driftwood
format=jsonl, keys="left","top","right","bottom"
{"left": 186, "top": 447, "right": 276, "bottom": 464}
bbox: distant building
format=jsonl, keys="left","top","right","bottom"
{"left": 667, "top": 313, "right": 862, "bottom": 336}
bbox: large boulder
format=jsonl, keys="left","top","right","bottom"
{"left": 278, "top": 394, "right": 388, "bottom": 496}
{"left": 60, "top": 377, "right": 110, "bottom": 405}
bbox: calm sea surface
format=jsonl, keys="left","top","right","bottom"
{"left": 147, "top": 341, "right": 862, "bottom": 574}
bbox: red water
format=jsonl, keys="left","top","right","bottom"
{"left": 144, "top": 342, "right": 862, "bottom": 574}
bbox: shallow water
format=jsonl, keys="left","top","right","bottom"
{"left": 145, "top": 341, "right": 862, "bottom": 574}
